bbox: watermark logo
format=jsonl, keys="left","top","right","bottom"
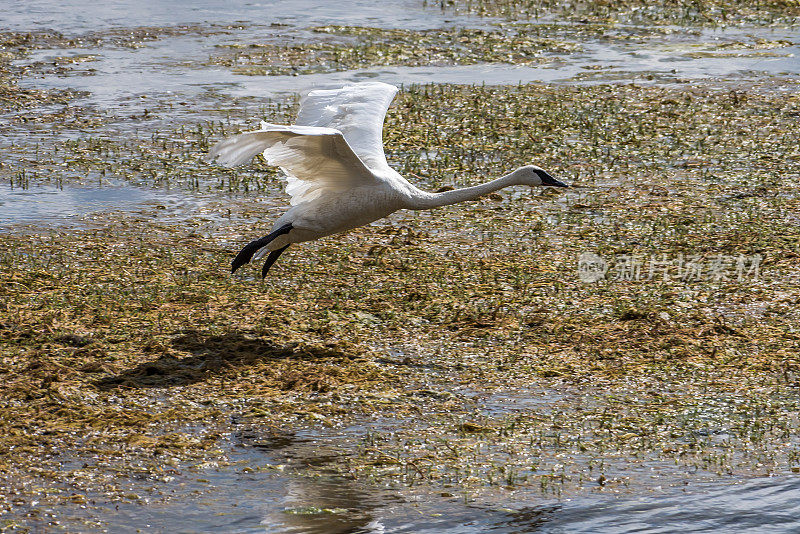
{"left": 577, "top": 252, "right": 762, "bottom": 283}
{"left": 578, "top": 252, "right": 609, "bottom": 283}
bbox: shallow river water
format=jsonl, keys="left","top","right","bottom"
{"left": 3, "top": 0, "right": 800, "bottom": 531}
{"left": 84, "top": 452, "right": 800, "bottom": 533}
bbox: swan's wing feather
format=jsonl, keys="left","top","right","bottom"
{"left": 209, "top": 125, "right": 376, "bottom": 205}
{"left": 295, "top": 82, "right": 398, "bottom": 171}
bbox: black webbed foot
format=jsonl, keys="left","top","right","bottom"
{"left": 261, "top": 244, "right": 290, "bottom": 278}
{"left": 231, "top": 223, "right": 293, "bottom": 274}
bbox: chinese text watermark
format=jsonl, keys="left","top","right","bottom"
{"left": 578, "top": 252, "right": 762, "bottom": 283}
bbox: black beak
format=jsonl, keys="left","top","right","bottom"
{"left": 537, "top": 169, "right": 568, "bottom": 187}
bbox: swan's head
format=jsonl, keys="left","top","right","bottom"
{"left": 514, "top": 165, "right": 568, "bottom": 187}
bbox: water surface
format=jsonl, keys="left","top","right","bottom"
{"left": 58, "top": 434, "right": 800, "bottom": 533}
{"left": 0, "top": 183, "right": 156, "bottom": 226}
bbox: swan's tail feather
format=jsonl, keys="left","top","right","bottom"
{"left": 231, "top": 223, "right": 293, "bottom": 274}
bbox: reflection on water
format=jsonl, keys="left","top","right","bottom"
{"left": 265, "top": 478, "right": 391, "bottom": 534}
{"left": 89, "top": 442, "right": 800, "bottom": 534}
{"left": 263, "top": 472, "right": 800, "bottom": 533}
{"left": 59, "top": 424, "right": 800, "bottom": 533}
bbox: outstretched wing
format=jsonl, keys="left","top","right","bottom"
{"left": 295, "top": 82, "right": 398, "bottom": 172}
{"left": 209, "top": 124, "right": 376, "bottom": 205}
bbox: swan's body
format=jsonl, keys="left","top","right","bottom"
{"left": 210, "top": 82, "right": 566, "bottom": 277}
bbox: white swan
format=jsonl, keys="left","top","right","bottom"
{"left": 210, "top": 81, "right": 566, "bottom": 277}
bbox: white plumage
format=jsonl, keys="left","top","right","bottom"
{"left": 210, "top": 81, "right": 566, "bottom": 277}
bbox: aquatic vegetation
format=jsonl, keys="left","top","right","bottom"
{"left": 2, "top": 76, "right": 800, "bottom": 525}
{"left": 0, "top": 24, "right": 245, "bottom": 112}
{"left": 432, "top": 0, "right": 800, "bottom": 25}
{"left": 1, "top": 0, "right": 799, "bottom": 526}
{"left": 208, "top": 25, "right": 580, "bottom": 76}
{"left": 6, "top": 81, "right": 800, "bottom": 196}
{"left": 1, "top": 24, "right": 245, "bottom": 52}
{"left": 0, "top": 33, "right": 84, "bottom": 114}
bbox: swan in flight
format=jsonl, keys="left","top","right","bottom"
{"left": 210, "top": 81, "right": 566, "bottom": 277}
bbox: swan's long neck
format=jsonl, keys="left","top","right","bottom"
{"left": 406, "top": 171, "right": 524, "bottom": 210}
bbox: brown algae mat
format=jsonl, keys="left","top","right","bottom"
{"left": 435, "top": 0, "right": 800, "bottom": 25}
{"left": 2, "top": 81, "right": 800, "bottom": 518}
{"left": 204, "top": 25, "right": 796, "bottom": 78}
{"left": 208, "top": 25, "right": 580, "bottom": 76}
